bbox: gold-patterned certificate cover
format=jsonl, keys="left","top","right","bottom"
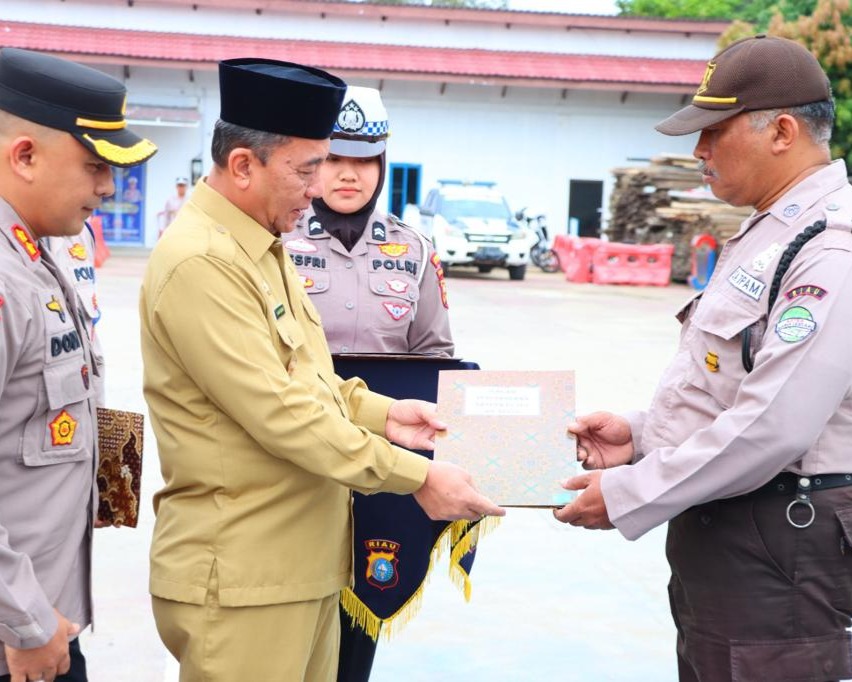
{"left": 96, "top": 408, "right": 144, "bottom": 528}
{"left": 435, "top": 370, "right": 577, "bottom": 508}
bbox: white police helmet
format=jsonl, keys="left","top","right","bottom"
{"left": 330, "top": 86, "right": 389, "bottom": 158}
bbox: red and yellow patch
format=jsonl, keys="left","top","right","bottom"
{"left": 430, "top": 253, "right": 449, "bottom": 309}
{"left": 12, "top": 224, "right": 40, "bottom": 261}
{"left": 378, "top": 243, "right": 409, "bottom": 257}
{"left": 299, "top": 275, "right": 315, "bottom": 289}
{"left": 0, "top": 294, "right": 4, "bottom": 321}
{"left": 68, "top": 242, "right": 88, "bottom": 260}
{"left": 49, "top": 409, "right": 77, "bottom": 446}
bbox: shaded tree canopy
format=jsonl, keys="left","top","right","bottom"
{"left": 617, "top": 0, "right": 852, "bottom": 165}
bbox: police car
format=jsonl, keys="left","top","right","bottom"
{"left": 417, "top": 180, "right": 530, "bottom": 280}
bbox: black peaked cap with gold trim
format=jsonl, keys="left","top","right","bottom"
{"left": 0, "top": 47, "right": 157, "bottom": 167}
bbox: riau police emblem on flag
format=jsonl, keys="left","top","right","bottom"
{"left": 365, "top": 539, "right": 400, "bottom": 591}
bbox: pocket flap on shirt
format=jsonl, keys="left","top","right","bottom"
{"left": 690, "top": 295, "right": 762, "bottom": 341}
{"left": 43, "top": 361, "right": 92, "bottom": 410}
{"left": 301, "top": 270, "right": 330, "bottom": 295}
{"left": 368, "top": 272, "right": 420, "bottom": 302}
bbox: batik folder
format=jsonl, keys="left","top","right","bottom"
{"left": 96, "top": 407, "right": 144, "bottom": 527}
{"left": 435, "top": 370, "right": 577, "bottom": 507}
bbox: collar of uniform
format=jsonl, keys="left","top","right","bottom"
{"left": 190, "top": 178, "right": 276, "bottom": 262}
{"left": 0, "top": 197, "right": 41, "bottom": 266}
{"left": 765, "top": 159, "right": 849, "bottom": 228}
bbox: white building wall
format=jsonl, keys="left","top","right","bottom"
{"left": 3, "top": 0, "right": 719, "bottom": 58}
{"left": 375, "top": 81, "right": 696, "bottom": 235}
{"left": 0, "top": 1, "right": 712, "bottom": 245}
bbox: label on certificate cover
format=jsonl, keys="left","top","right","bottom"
{"left": 435, "top": 370, "right": 578, "bottom": 507}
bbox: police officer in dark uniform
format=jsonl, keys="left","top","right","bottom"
{"left": 0, "top": 48, "right": 156, "bottom": 682}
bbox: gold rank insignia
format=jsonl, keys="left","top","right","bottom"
{"left": 49, "top": 409, "right": 77, "bottom": 446}
{"left": 705, "top": 351, "right": 720, "bottom": 372}
{"left": 378, "top": 243, "right": 409, "bottom": 257}
{"left": 696, "top": 61, "right": 716, "bottom": 96}
{"left": 12, "top": 225, "right": 40, "bottom": 261}
{"left": 68, "top": 242, "right": 88, "bottom": 260}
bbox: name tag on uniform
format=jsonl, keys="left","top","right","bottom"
{"left": 728, "top": 266, "right": 765, "bottom": 301}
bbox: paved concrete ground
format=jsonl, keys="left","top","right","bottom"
{"left": 78, "top": 251, "right": 689, "bottom": 681}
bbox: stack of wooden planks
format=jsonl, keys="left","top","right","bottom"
{"left": 606, "top": 154, "right": 752, "bottom": 282}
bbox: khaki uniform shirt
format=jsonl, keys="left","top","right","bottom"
{"left": 44, "top": 228, "right": 105, "bottom": 405}
{"left": 603, "top": 161, "right": 852, "bottom": 540}
{"left": 0, "top": 202, "right": 97, "bottom": 673}
{"left": 141, "top": 180, "right": 430, "bottom": 607}
{"left": 284, "top": 208, "right": 453, "bottom": 355}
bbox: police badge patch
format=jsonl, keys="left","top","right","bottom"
{"left": 371, "top": 221, "right": 386, "bottom": 241}
{"left": 49, "top": 409, "right": 77, "bottom": 446}
{"left": 365, "top": 539, "right": 400, "bottom": 591}
{"left": 338, "top": 99, "right": 366, "bottom": 134}
{"left": 382, "top": 301, "right": 411, "bottom": 320}
{"left": 775, "top": 305, "right": 816, "bottom": 343}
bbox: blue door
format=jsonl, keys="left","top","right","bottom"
{"left": 389, "top": 163, "right": 421, "bottom": 218}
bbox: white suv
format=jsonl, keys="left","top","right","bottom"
{"left": 417, "top": 181, "right": 530, "bottom": 280}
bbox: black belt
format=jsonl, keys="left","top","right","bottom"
{"left": 751, "top": 472, "right": 852, "bottom": 497}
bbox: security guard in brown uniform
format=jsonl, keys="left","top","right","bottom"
{"left": 0, "top": 48, "right": 156, "bottom": 682}
{"left": 556, "top": 36, "right": 852, "bottom": 681}
{"left": 285, "top": 86, "right": 453, "bottom": 356}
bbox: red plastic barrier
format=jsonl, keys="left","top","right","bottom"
{"left": 553, "top": 235, "right": 600, "bottom": 283}
{"left": 88, "top": 215, "right": 111, "bottom": 268}
{"left": 591, "top": 242, "right": 674, "bottom": 287}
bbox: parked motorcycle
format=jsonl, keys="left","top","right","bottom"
{"left": 516, "top": 208, "right": 560, "bottom": 273}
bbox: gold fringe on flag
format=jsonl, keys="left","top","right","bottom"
{"left": 339, "top": 516, "right": 501, "bottom": 641}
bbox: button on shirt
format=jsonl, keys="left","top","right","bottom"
{"left": 602, "top": 161, "right": 852, "bottom": 540}
{"left": 0, "top": 202, "right": 97, "bottom": 674}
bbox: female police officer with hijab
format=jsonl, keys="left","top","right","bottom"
{"left": 283, "top": 87, "right": 462, "bottom": 681}
{"left": 283, "top": 86, "right": 453, "bottom": 356}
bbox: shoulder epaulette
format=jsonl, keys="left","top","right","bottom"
{"left": 206, "top": 225, "right": 237, "bottom": 263}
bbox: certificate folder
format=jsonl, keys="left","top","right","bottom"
{"left": 434, "top": 370, "right": 577, "bottom": 508}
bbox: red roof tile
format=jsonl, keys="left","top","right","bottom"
{"left": 0, "top": 20, "right": 706, "bottom": 91}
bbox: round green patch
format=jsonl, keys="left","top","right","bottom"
{"left": 775, "top": 305, "right": 816, "bottom": 343}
